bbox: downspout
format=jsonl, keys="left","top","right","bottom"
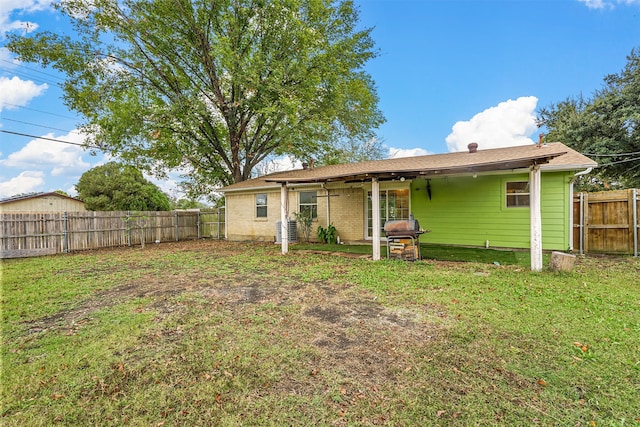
{"left": 569, "top": 178, "right": 574, "bottom": 252}
{"left": 572, "top": 167, "right": 593, "bottom": 255}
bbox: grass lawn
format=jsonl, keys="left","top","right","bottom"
{"left": 292, "top": 242, "right": 546, "bottom": 266}
{"left": 2, "top": 240, "right": 639, "bottom": 426}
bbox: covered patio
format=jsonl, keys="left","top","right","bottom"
{"left": 265, "top": 143, "right": 570, "bottom": 271}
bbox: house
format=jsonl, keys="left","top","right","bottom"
{"left": 0, "top": 192, "right": 87, "bottom": 212}
{"left": 220, "top": 142, "right": 597, "bottom": 270}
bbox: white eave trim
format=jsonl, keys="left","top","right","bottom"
{"left": 540, "top": 163, "right": 598, "bottom": 172}
{"left": 220, "top": 181, "right": 323, "bottom": 194}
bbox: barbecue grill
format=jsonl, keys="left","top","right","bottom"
{"left": 384, "top": 219, "right": 428, "bottom": 261}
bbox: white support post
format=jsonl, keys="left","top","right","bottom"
{"left": 530, "top": 165, "right": 543, "bottom": 271}
{"left": 372, "top": 178, "right": 381, "bottom": 261}
{"left": 281, "top": 184, "right": 289, "bottom": 255}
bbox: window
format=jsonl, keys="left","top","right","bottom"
{"left": 299, "top": 191, "right": 318, "bottom": 219}
{"left": 256, "top": 193, "right": 267, "bottom": 218}
{"left": 506, "top": 181, "right": 530, "bottom": 207}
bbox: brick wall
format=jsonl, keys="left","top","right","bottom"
{"left": 225, "top": 185, "right": 366, "bottom": 242}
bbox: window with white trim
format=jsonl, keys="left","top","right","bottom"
{"left": 506, "top": 181, "right": 530, "bottom": 207}
{"left": 256, "top": 193, "right": 267, "bottom": 218}
{"left": 299, "top": 191, "right": 318, "bottom": 219}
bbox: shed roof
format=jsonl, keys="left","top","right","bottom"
{"left": 220, "top": 142, "right": 597, "bottom": 192}
{"left": 0, "top": 191, "right": 84, "bottom": 204}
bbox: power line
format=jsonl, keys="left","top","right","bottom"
{"left": 582, "top": 150, "right": 640, "bottom": 157}
{"left": 1, "top": 118, "right": 79, "bottom": 134}
{"left": 0, "top": 68, "right": 64, "bottom": 87}
{"left": 0, "top": 59, "right": 66, "bottom": 82}
{"left": 0, "top": 129, "right": 101, "bottom": 150}
{"left": 596, "top": 156, "right": 640, "bottom": 167}
{"left": 1, "top": 103, "right": 78, "bottom": 120}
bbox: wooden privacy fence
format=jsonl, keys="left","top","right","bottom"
{"left": 573, "top": 189, "right": 639, "bottom": 256}
{"left": 0, "top": 209, "right": 225, "bottom": 259}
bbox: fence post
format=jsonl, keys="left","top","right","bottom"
{"left": 126, "top": 211, "right": 132, "bottom": 246}
{"left": 175, "top": 211, "right": 179, "bottom": 242}
{"left": 63, "top": 211, "right": 69, "bottom": 253}
{"left": 197, "top": 211, "right": 201, "bottom": 240}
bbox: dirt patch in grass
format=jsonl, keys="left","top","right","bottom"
{"left": 21, "top": 240, "right": 444, "bottom": 396}
{"left": 6, "top": 240, "right": 639, "bottom": 425}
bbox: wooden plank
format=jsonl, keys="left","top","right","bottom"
{"left": 1, "top": 247, "right": 57, "bottom": 259}
{"left": 588, "top": 224, "right": 630, "bottom": 230}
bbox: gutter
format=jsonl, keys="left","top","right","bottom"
{"left": 220, "top": 181, "right": 323, "bottom": 194}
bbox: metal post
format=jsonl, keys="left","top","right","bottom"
{"left": 197, "top": 210, "right": 201, "bottom": 240}
{"left": 175, "top": 211, "right": 179, "bottom": 242}
{"left": 633, "top": 189, "right": 638, "bottom": 257}
{"left": 217, "top": 207, "right": 222, "bottom": 239}
{"left": 62, "top": 211, "right": 69, "bottom": 253}
{"left": 579, "top": 193, "right": 584, "bottom": 255}
{"left": 127, "top": 211, "right": 132, "bottom": 247}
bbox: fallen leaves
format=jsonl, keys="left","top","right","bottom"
{"left": 573, "top": 341, "right": 590, "bottom": 352}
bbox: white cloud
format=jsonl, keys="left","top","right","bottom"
{"left": 445, "top": 96, "right": 539, "bottom": 153}
{"left": 0, "top": 76, "right": 48, "bottom": 111}
{"left": 147, "top": 173, "right": 182, "bottom": 198}
{"left": 388, "top": 147, "right": 432, "bottom": 159}
{"left": 0, "top": 0, "right": 49, "bottom": 36}
{"left": 254, "top": 156, "right": 302, "bottom": 176}
{"left": 579, "top": 0, "right": 610, "bottom": 8}
{"left": 578, "top": 0, "right": 640, "bottom": 9}
{"left": 0, "top": 47, "right": 18, "bottom": 64}
{"left": 0, "top": 130, "right": 91, "bottom": 174}
{"left": 0, "top": 170, "right": 44, "bottom": 197}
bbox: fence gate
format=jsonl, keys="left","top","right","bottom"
{"left": 573, "top": 189, "right": 639, "bottom": 256}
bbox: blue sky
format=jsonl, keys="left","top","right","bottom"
{"left": 1, "top": 0, "right": 640, "bottom": 198}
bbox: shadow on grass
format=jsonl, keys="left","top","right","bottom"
{"left": 291, "top": 242, "right": 542, "bottom": 267}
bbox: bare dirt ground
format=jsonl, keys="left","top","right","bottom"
{"left": 23, "top": 240, "right": 446, "bottom": 399}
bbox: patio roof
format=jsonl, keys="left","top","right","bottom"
{"left": 220, "top": 142, "right": 597, "bottom": 192}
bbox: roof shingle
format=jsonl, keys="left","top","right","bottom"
{"left": 221, "top": 142, "right": 596, "bottom": 192}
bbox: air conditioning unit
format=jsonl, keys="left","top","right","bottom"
{"left": 275, "top": 220, "right": 297, "bottom": 243}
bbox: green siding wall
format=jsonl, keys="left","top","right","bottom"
{"left": 410, "top": 172, "right": 571, "bottom": 250}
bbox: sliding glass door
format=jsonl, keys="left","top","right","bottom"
{"left": 366, "top": 188, "right": 410, "bottom": 238}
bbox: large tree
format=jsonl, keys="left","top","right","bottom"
{"left": 538, "top": 48, "right": 640, "bottom": 189}
{"left": 8, "top": 0, "right": 384, "bottom": 195}
{"left": 76, "top": 162, "right": 172, "bottom": 211}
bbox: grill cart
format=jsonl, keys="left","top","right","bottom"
{"left": 384, "top": 219, "right": 428, "bottom": 261}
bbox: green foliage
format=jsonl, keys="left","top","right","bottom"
{"left": 317, "top": 136, "right": 386, "bottom": 165}
{"left": 76, "top": 162, "right": 171, "bottom": 211}
{"left": 538, "top": 47, "right": 640, "bottom": 189}
{"left": 171, "top": 198, "right": 210, "bottom": 210}
{"left": 293, "top": 211, "right": 314, "bottom": 243}
{"left": 7, "top": 0, "right": 384, "bottom": 194}
{"left": 317, "top": 223, "right": 337, "bottom": 244}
